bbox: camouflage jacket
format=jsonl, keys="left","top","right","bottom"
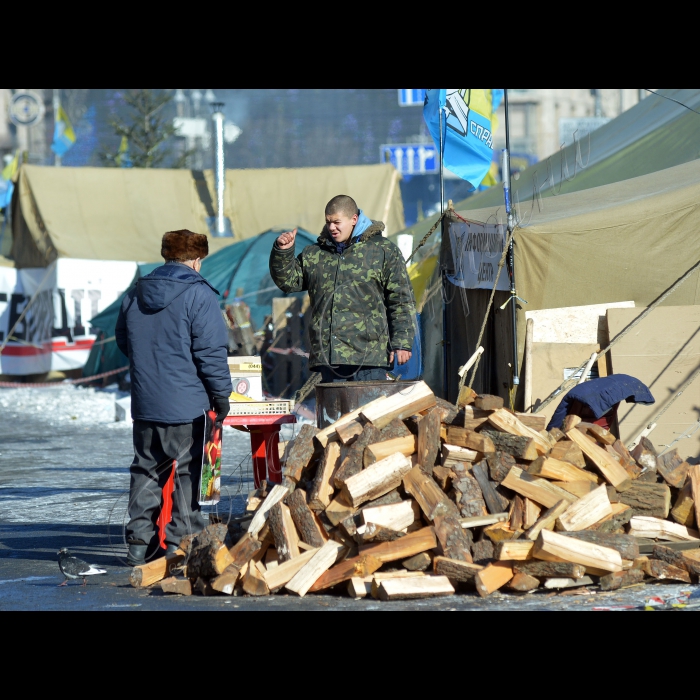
{"left": 269, "top": 221, "right": 415, "bottom": 368}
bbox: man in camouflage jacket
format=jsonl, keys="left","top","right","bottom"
{"left": 269, "top": 195, "right": 415, "bottom": 382}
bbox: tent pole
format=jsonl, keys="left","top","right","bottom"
{"left": 504, "top": 89, "right": 520, "bottom": 392}
{"left": 439, "top": 104, "right": 449, "bottom": 399}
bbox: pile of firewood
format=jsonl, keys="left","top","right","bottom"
{"left": 129, "top": 381, "right": 700, "bottom": 600}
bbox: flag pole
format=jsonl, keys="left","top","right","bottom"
{"left": 53, "top": 89, "right": 61, "bottom": 167}
{"left": 439, "top": 103, "right": 449, "bottom": 399}
{"left": 503, "top": 89, "right": 519, "bottom": 391}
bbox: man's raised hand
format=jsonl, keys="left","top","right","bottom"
{"left": 277, "top": 228, "right": 297, "bottom": 250}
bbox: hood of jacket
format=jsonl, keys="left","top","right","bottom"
{"left": 318, "top": 216, "right": 385, "bottom": 251}
{"left": 137, "top": 262, "right": 219, "bottom": 312}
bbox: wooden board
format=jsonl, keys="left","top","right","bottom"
{"left": 376, "top": 576, "right": 455, "bottom": 601}
{"left": 566, "top": 428, "right": 632, "bottom": 491}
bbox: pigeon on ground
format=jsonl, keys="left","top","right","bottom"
{"left": 57, "top": 548, "right": 107, "bottom": 587}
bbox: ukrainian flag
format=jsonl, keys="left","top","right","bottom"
{"left": 424, "top": 89, "right": 503, "bottom": 190}
{"left": 0, "top": 150, "right": 19, "bottom": 209}
{"left": 51, "top": 105, "right": 76, "bottom": 157}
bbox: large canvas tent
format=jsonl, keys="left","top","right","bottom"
{"left": 10, "top": 163, "right": 404, "bottom": 268}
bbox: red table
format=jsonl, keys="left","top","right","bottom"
{"left": 223, "top": 414, "right": 297, "bottom": 488}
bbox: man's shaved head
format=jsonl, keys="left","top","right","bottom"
{"left": 325, "top": 195, "right": 359, "bottom": 219}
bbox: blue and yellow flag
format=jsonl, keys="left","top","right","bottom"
{"left": 115, "top": 136, "right": 132, "bottom": 168}
{"left": 0, "top": 150, "right": 19, "bottom": 209}
{"left": 424, "top": 89, "right": 502, "bottom": 190}
{"left": 51, "top": 105, "right": 76, "bottom": 157}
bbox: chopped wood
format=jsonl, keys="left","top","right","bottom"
{"left": 193, "top": 577, "right": 215, "bottom": 596}
{"left": 527, "top": 456, "right": 599, "bottom": 483}
{"left": 617, "top": 482, "right": 671, "bottom": 518}
{"left": 566, "top": 428, "right": 632, "bottom": 491}
{"left": 364, "top": 435, "right": 416, "bottom": 467}
{"left": 508, "top": 573, "right": 540, "bottom": 592}
{"left": 129, "top": 549, "right": 186, "bottom": 588}
{"left": 656, "top": 450, "right": 690, "bottom": 489}
{"left": 483, "top": 523, "right": 517, "bottom": 544}
{"left": 556, "top": 485, "right": 613, "bottom": 532}
{"left": 283, "top": 424, "right": 319, "bottom": 483}
{"left": 588, "top": 503, "right": 633, "bottom": 533}
{"left": 347, "top": 577, "right": 372, "bottom": 599}
{"left": 361, "top": 500, "right": 417, "bottom": 531}
{"left": 359, "top": 381, "right": 436, "bottom": 429}
{"left": 333, "top": 424, "right": 381, "bottom": 488}
{"left": 442, "top": 444, "right": 479, "bottom": 464}
{"left": 160, "top": 577, "right": 192, "bottom": 596}
{"left": 433, "top": 556, "right": 483, "bottom": 583}
{"left": 309, "top": 527, "right": 438, "bottom": 592}
{"left": 416, "top": 406, "right": 442, "bottom": 473}
{"left": 446, "top": 427, "right": 495, "bottom": 454}
{"left": 336, "top": 419, "right": 365, "bottom": 445}
{"left": 308, "top": 442, "right": 341, "bottom": 511}
{"left": 267, "top": 502, "right": 301, "bottom": 563}
{"left": 376, "top": 576, "right": 455, "bottom": 601}
{"left": 554, "top": 481, "right": 599, "bottom": 498}
{"left": 472, "top": 539, "right": 495, "bottom": 564}
{"left": 341, "top": 452, "right": 413, "bottom": 507}
{"left": 210, "top": 571, "right": 240, "bottom": 595}
{"left": 549, "top": 441, "right": 587, "bottom": 469}
{"left": 629, "top": 516, "right": 700, "bottom": 542}
{"left": 515, "top": 414, "right": 547, "bottom": 432}
{"left": 681, "top": 550, "right": 700, "bottom": 578}
{"left": 579, "top": 422, "right": 616, "bottom": 446}
{"left": 286, "top": 541, "right": 345, "bottom": 597}
{"left": 475, "top": 562, "right": 514, "bottom": 597}
{"left": 691, "top": 465, "right": 700, "bottom": 535}
{"left": 475, "top": 394, "right": 504, "bottom": 410}
{"left": 472, "top": 460, "right": 510, "bottom": 515}
{"left": 561, "top": 532, "right": 639, "bottom": 560}
{"left": 549, "top": 428, "right": 567, "bottom": 442}
{"left": 544, "top": 577, "right": 594, "bottom": 590}
{"left": 434, "top": 397, "right": 459, "bottom": 424}
{"left": 533, "top": 529, "right": 623, "bottom": 573}
{"left": 487, "top": 409, "right": 552, "bottom": 456}
{"left": 325, "top": 493, "right": 357, "bottom": 526}
{"left": 287, "top": 489, "right": 327, "bottom": 548}
{"left": 451, "top": 468, "right": 488, "bottom": 518}
{"left": 185, "top": 524, "right": 230, "bottom": 579}
{"left": 514, "top": 560, "right": 586, "bottom": 579}
{"left": 525, "top": 500, "right": 570, "bottom": 541}
{"left": 631, "top": 437, "right": 658, "bottom": 472}
{"left": 433, "top": 466, "right": 455, "bottom": 491}
{"left": 242, "top": 561, "right": 271, "bottom": 596}
{"left": 315, "top": 395, "right": 387, "bottom": 448}
{"left": 460, "top": 513, "right": 509, "bottom": 529}
{"left": 523, "top": 499, "right": 542, "bottom": 529}
{"left": 651, "top": 545, "right": 695, "bottom": 575}
{"left": 563, "top": 415, "right": 582, "bottom": 432}
{"left": 263, "top": 547, "right": 320, "bottom": 591}
{"left": 457, "top": 385, "right": 478, "bottom": 407}
{"left": 355, "top": 523, "right": 406, "bottom": 545}
{"left": 510, "top": 495, "right": 525, "bottom": 532}
{"left": 403, "top": 466, "right": 460, "bottom": 521}
{"left": 502, "top": 467, "right": 577, "bottom": 509}
{"left": 403, "top": 552, "right": 432, "bottom": 571}
{"left": 487, "top": 452, "right": 517, "bottom": 484}
{"left": 495, "top": 540, "right": 534, "bottom": 561}
{"left": 248, "top": 484, "right": 289, "bottom": 537}
{"left": 670, "top": 480, "right": 695, "bottom": 527}
{"left": 599, "top": 569, "right": 645, "bottom": 591}
{"left": 643, "top": 559, "right": 692, "bottom": 583}
{"left": 480, "top": 431, "right": 539, "bottom": 461}
{"left": 434, "top": 514, "right": 474, "bottom": 562}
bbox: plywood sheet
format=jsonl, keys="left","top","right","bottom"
{"left": 608, "top": 306, "right": 700, "bottom": 462}
{"left": 526, "top": 302, "right": 635, "bottom": 345}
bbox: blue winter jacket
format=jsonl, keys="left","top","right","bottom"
{"left": 115, "top": 263, "right": 232, "bottom": 424}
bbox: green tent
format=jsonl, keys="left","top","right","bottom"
{"left": 83, "top": 228, "right": 317, "bottom": 379}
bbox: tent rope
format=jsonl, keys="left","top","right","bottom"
{"left": 405, "top": 210, "right": 449, "bottom": 265}
{"left": 533, "top": 256, "right": 700, "bottom": 414}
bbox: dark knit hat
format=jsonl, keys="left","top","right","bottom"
{"left": 161, "top": 230, "right": 209, "bottom": 261}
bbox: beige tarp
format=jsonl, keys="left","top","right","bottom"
{"left": 11, "top": 163, "right": 404, "bottom": 268}
{"left": 0, "top": 256, "right": 13, "bottom": 267}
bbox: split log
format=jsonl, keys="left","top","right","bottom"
{"left": 563, "top": 415, "right": 582, "bottom": 432}
{"left": 483, "top": 523, "right": 517, "bottom": 544}
{"left": 376, "top": 576, "right": 455, "bottom": 601}
{"left": 308, "top": 442, "right": 341, "bottom": 511}
{"left": 475, "top": 394, "right": 504, "bottom": 410}
{"left": 566, "top": 428, "right": 632, "bottom": 491}
{"left": 263, "top": 547, "right": 320, "bottom": 592}
{"left": 210, "top": 571, "right": 240, "bottom": 595}
{"left": 671, "top": 480, "right": 695, "bottom": 527}
{"left": 309, "top": 527, "right": 437, "bottom": 592}
{"left": 495, "top": 540, "right": 534, "bottom": 561}
{"left": 533, "top": 529, "right": 623, "bottom": 573}
{"left": 285, "top": 541, "right": 345, "bottom": 596}
{"left": 549, "top": 441, "right": 587, "bottom": 469}
{"left": 502, "top": 467, "right": 577, "bottom": 509}
{"left": 220, "top": 533, "right": 262, "bottom": 580}
{"left": 527, "top": 457, "right": 599, "bottom": 484}
{"left": 588, "top": 503, "right": 633, "bottom": 533}
{"left": 432, "top": 466, "right": 455, "bottom": 491}
{"left": 549, "top": 428, "right": 567, "bottom": 442}
{"left": 416, "top": 407, "right": 442, "bottom": 473}
{"left": 403, "top": 552, "right": 432, "bottom": 571}
{"left": 691, "top": 465, "right": 700, "bottom": 534}
{"left": 561, "top": 532, "right": 639, "bottom": 560}
{"left": 445, "top": 427, "right": 495, "bottom": 454}
{"left": 643, "top": 559, "right": 692, "bottom": 583}
{"left": 364, "top": 435, "right": 416, "bottom": 467}
{"left": 472, "top": 461, "right": 510, "bottom": 514}
{"left": 487, "top": 409, "right": 552, "bottom": 455}
{"left": 599, "top": 569, "right": 645, "bottom": 591}
{"left": 434, "top": 397, "right": 459, "bottom": 424}
{"left": 523, "top": 499, "right": 542, "bottom": 530}
{"left": 325, "top": 493, "right": 357, "bottom": 526}
{"left": 516, "top": 414, "right": 547, "bottom": 432}
{"left": 341, "top": 452, "right": 413, "bottom": 507}
{"left": 403, "top": 466, "right": 460, "bottom": 521}
{"left": 510, "top": 495, "right": 524, "bottom": 531}
{"left": 579, "top": 422, "right": 616, "bottom": 446}
{"left": 242, "top": 561, "right": 271, "bottom": 596}
{"left": 433, "top": 556, "right": 483, "bottom": 583}
{"left": 333, "top": 424, "right": 381, "bottom": 488}
{"left": 472, "top": 539, "right": 495, "bottom": 564}
{"left": 556, "top": 485, "right": 612, "bottom": 532}
{"left": 514, "top": 560, "right": 586, "bottom": 579}
{"left": 267, "top": 503, "right": 300, "bottom": 563}
{"left": 287, "top": 489, "right": 327, "bottom": 548}
{"left": 184, "top": 524, "right": 230, "bottom": 579}
{"left": 487, "top": 452, "right": 517, "bottom": 484}
{"left": 682, "top": 549, "right": 700, "bottom": 578}
{"left": 457, "top": 385, "right": 478, "bottom": 407}
{"left": 248, "top": 484, "right": 289, "bottom": 537}
{"left": 433, "top": 515, "right": 474, "bottom": 563}
{"left": 314, "top": 395, "right": 387, "bottom": 448}
{"left": 347, "top": 577, "right": 372, "bottom": 599}
{"left": 359, "top": 381, "right": 436, "bottom": 429}
{"left": 336, "top": 419, "right": 364, "bottom": 445}
{"left": 629, "top": 516, "right": 700, "bottom": 542}
{"left": 657, "top": 451, "right": 691, "bottom": 489}
{"left": 631, "top": 437, "right": 658, "bottom": 472}
{"left": 460, "top": 513, "right": 509, "bottom": 529}
{"left": 652, "top": 545, "right": 696, "bottom": 576}
{"left": 508, "top": 573, "right": 540, "bottom": 592}
{"left": 193, "top": 577, "right": 215, "bottom": 596}
{"left": 475, "top": 562, "right": 514, "bottom": 597}
{"left": 361, "top": 500, "right": 417, "bottom": 531}
{"left": 451, "top": 469, "right": 488, "bottom": 518}
{"left": 160, "top": 577, "right": 192, "bottom": 595}
{"left": 554, "top": 481, "right": 599, "bottom": 498}
{"left": 525, "top": 500, "right": 570, "bottom": 541}
{"left": 544, "top": 577, "right": 594, "bottom": 590}
{"left": 617, "top": 482, "right": 671, "bottom": 518}
{"left": 480, "top": 431, "right": 538, "bottom": 461}
{"left": 442, "top": 444, "right": 479, "bottom": 465}
{"left": 283, "top": 424, "right": 319, "bottom": 483}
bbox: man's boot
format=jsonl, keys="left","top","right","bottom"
{"left": 126, "top": 540, "right": 148, "bottom": 567}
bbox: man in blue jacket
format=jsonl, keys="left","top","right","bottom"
{"left": 116, "top": 230, "right": 232, "bottom": 566}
